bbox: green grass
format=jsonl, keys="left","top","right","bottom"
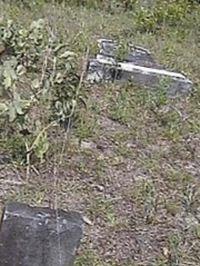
{"left": 0, "top": 1, "right": 200, "bottom": 265}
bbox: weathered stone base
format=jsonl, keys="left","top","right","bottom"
{"left": 0, "top": 202, "right": 83, "bottom": 266}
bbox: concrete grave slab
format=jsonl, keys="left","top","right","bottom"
{"left": 86, "top": 39, "right": 193, "bottom": 97}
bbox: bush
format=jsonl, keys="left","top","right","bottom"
{"left": 0, "top": 19, "right": 83, "bottom": 163}
{"left": 133, "top": 0, "right": 196, "bottom": 32}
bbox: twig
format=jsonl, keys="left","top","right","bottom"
{"left": 25, "top": 141, "right": 30, "bottom": 182}
{"left": 51, "top": 47, "right": 91, "bottom": 265}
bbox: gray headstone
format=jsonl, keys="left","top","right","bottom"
{"left": 98, "top": 38, "right": 118, "bottom": 58}
{"left": 86, "top": 39, "right": 193, "bottom": 97}
{"left": 126, "top": 45, "right": 162, "bottom": 69}
{"left": 0, "top": 202, "right": 83, "bottom": 266}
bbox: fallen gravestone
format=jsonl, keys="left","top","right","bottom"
{"left": 0, "top": 202, "right": 83, "bottom": 266}
{"left": 86, "top": 39, "right": 193, "bottom": 97}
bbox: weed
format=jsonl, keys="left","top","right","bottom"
{"left": 142, "top": 180, "right": 158, "bottom": 224}
{"left": 75, "top": 250, "right": 103, "bottom": 266}
{"left": 74, "top": 110, "right": 99, "bottom": 143}
{"left": 88, "top": 196, "right": 118, "bottom": 226}
{"left": 5, "top": 183, "right": 47, "bottom": 205}
{"left": 165, "top": 201, "right": 181, "bottom": 216}
{"left": 108, "top": 87, "right": 135, "bottom": 126}
{"left": 168, "top": 233, "right": 182, "bottom": 266}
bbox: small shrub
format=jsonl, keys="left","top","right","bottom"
{"left": 133, "top": 0, "right": 196, "bottom": 32}
{"left": 0, "top": 19, "right": 84, "bottom": 163}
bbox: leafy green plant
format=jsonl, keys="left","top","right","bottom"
{"left": 0, "top": 19, "right": 83, "bottom": 163}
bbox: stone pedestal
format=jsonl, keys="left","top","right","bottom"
{"left": 0, "top": 202, "right": 83, "bottom": 266}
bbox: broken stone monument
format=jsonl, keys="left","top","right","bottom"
{"left": 86, "top": 39, "right": 193, "bottom": 97}
{"left": 0, "top": 202, "right": 83, "bottom": 266}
